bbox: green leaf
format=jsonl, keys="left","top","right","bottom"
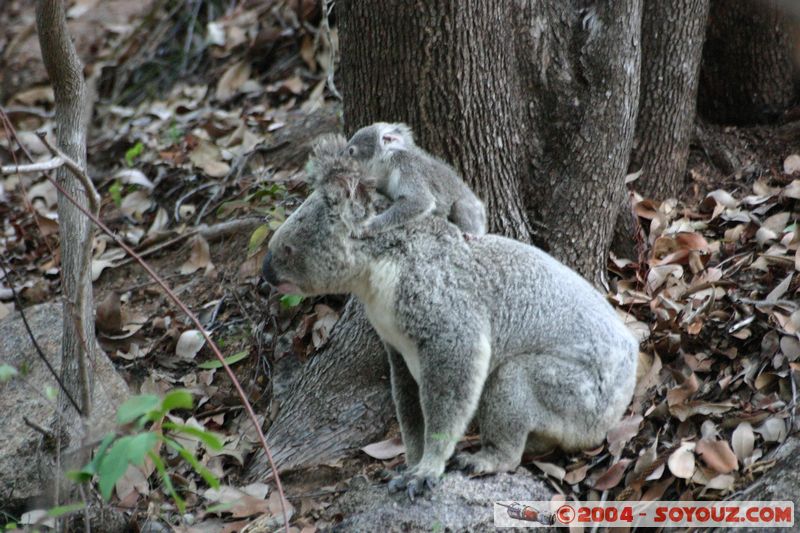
{"left": 88, "top": 432, "right": 117, "bottom": 472}
{"left": 117, "top": 394, "right": 160, "bottom": 424}
{"left": 109, "top": 180, "right": 123, "bottom": 207}
{"left": 97, "top": 435, "right": 133, "bottom": 500}
{"left": 247, "top": 224, "right": 270, "bottom": 256}
{"left": 280, "top": 294, "right": 304, "bottom": 309}
{"left": 124, "top": 141, "right": 144, "bottom": 166}
{"left": 0, "top": 364, "right": 18, "bottom": 382}
{"left": 127, "top": 432, "right": 158, "bottom": 465}
{"left": 162, "top": 422, "right": 223, "bottom": 450}
{"left": 198, "top": 350, "right": 248, "bottom": 370}
{"left": 148, "top": 450, "right": 184, "bottom": 513}
{"left": 97, "top": 433, "right": 157, "bottom": 500}
{"left": 164, "top": 437, "right": 220, "bottom": 489}
{"left": 45, "top": 386, "right": 57, "bottom": 401}
{"left": 47, "top": 503, "right": 85, "bottom": 518}
{"left": 69, "top": 432, "right": 116, "bottom": 482}
{"left": 160, "top": 389, "right": 194, "bottom": 413}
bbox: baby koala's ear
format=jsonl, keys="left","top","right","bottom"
{"left": 380, "top": 132, "right": 404, "bottom": 148}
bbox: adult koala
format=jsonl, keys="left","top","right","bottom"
{"left": 262, "top": 134, "right": 638, "bottom": 499}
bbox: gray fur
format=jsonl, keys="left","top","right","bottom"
{"left": 263, "top": 146, "right": 638, "bottom": 498}
{"left": 346, "top": 122, "right": 487, "bottom": 236}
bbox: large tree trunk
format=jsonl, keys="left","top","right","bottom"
{"left": 247, "top": 0, "right": 642, "bottom": 478}
{"left": 611, "top": 0, "right": 709, "bottom": 260}
{"left": 341, "top": 0, "right": 642, "bottom": 286}
{"left": 630, "top": 0, "right": 709, "bottom": 200}
{"left": 698, "top": 0, "right": 797, "bottom": 125}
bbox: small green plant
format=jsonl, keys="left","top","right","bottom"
{"left": 198, "top": 350, "right": 248, "bottom": 369}
{"left": 124, "top": 141, "right": 145, "bottom": 167}
{"left": 68, "top": 390, "right": 222, "bottom": 512}
{"left": 166, "top": 123, "right": 183, "bottom": 144}
{"left": 108, "top": 180, "right": 123, "bottom": 207}
{"left": 280, "top": 294, "right": 304, "bottom": 309}
{"left": 0, "top": 364, "right": 17, "bottom": 382}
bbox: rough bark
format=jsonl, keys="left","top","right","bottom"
{"left": 698, "top": 0, "right": 797, "bottom": 125}
{"left": 612, "top": 0, "right": 709, "bottom": 260}
{"left": 246, "top": 300, "right": 391, "bottom": 478}
{"left": 35, "top": 0, "right": 95, "bottom": 497}
{"left": 248, "top": 0, "right": 643, "bottom": 479}
{"left": 630, "top": 0, "right": 709, "bottom": 200}
{"left": 341, "top": 0, "right": 641, "bottom": 286}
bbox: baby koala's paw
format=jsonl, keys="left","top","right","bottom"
{"left": 351, "top": 224, "right": 374, "bottom": 240}
{"left": 387, "top": 465, "right": 440, "bottom": 501}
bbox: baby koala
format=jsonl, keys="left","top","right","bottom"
{"left": 346, "top": 122, "right": 487, "bottom": 237}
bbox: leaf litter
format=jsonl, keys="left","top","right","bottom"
{"left": 0, "top": 0, "right": 799, "bottom": 529}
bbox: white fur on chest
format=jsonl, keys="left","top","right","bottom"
{"left": 359, "top": 259, "right": 421, "bottom": 383}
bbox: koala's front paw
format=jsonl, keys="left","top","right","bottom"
{"left": 387, "top": 466, "right": 440, "bottom": 501}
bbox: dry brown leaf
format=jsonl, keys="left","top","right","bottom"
{"left": 704, "top": 473, "right": 735, "bottom": 491}
{"left": 593, "top": 459, "right": 631, "bottom": 490}
{"left": 783, "top": 180, "right": 800, "bottom": 199}
{"left": 311, "top": 304, "right": 339, "bottom": 349}
{"left": 606, "top": 415, "right": 642, "bottom": 457}
{"left": 731, "top": 422, "right": 754, "bottom": 462}
{"left": 564, "top": 463, "right": 589, "bottom": 485}
{"left": 669, "top": 401, "right": 735, "bottom": 422}
{"left": 783, "top": 154, "right": 800, "bottom": 174}
{"left": 695, "top": 439, "right": 738, "bottom": 474}
{"left": 667, "top": 442, "right": 696, "bottom": 479}
{"left": 176, "top": 329, "right": 205, "bottom": 360}
{"left": 532, "top": 460, "right": 566, "bottom": 481}
{"left": 120, "top": 190, "right": 153, "bottom": 221}
{"left": 189, "top": 138, "right": 231, "bottom": 178}
{"left": 180, "top": 235, "right": 214, "bottom": 275}
{"left": 755, "top": 417, "right": 787, "bottom": 443}
{"left": 217, "top": 60, "right": 252, "bottom": 101}
{"left": 780, "top": 335, "right": 800, "bottom": 361}
{"left": 361, "top": 437, "right": 405, "bottom": 460}
{"left": 765, "top": 273, "right": 793, "bottom": 302}
{"left": 666, "top": 372, "right": 699, "bottom": 406}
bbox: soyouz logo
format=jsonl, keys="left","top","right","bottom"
{"left": 493, "top": 501, "right": 795, "bottom": 528}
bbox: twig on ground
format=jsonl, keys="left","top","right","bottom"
{"left": 23, "top": 416, "right": 57, "bottom": 441}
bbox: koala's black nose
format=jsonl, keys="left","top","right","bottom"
{"left": 261, "top": 250, "right": 279, "bottom": 285}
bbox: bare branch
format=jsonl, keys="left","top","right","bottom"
{"left": 1, "top": 157, "right": 65, "bottom": 174}
{"left": 36, "top": 130, "right": 100, "bottom": 216}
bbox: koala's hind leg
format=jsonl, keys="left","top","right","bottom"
{"left": 449, "top": 196, "right": 487, "bottom": 236}
{"left": 454, "top": 358, "right": 541, "bottom": 475}
{"left": 456, "top": 350, "right": 619, "bottom": 476}
{"left": 385, "top": 343, "right": 424, "bottom": 467}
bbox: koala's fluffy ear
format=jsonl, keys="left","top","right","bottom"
{"left": 379, "top": 122, "right": 414, "bottom": 149}
{"left": 306, "top": 133, "right": 348, "bottom": 186}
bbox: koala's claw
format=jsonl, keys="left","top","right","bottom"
{"left": 388, "top": 471, "right": 439, "bottom": 500}
{"left": 453, "top": 450, "right": 513, "bottom": 476}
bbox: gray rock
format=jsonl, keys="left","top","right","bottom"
{"left": 0, "top": 302, "right": 130, "bottom": 513}
{"left": 326, "top": 470, "right": 554, "bottom": 532}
